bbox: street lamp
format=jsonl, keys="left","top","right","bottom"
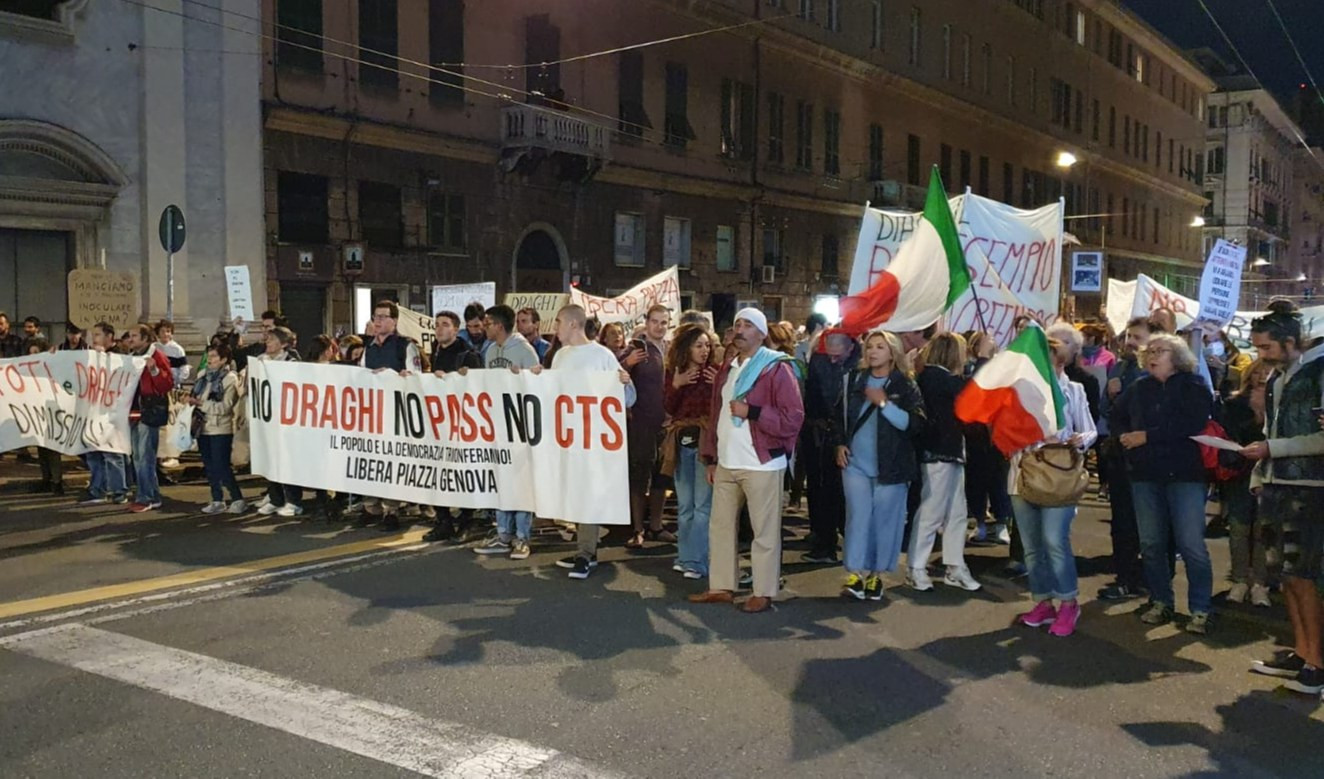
{"left": 1191, "top": 216, "right": 1206, "bottom": 227}
{"left": 1297, "top": 272, "right": 1308, "bottom": 282}
{"left": 1253, "top": 257, "right": 1271, "bottom": 267}
{"left": 1055, "top": 151, "right": 1078, "bottom": 169}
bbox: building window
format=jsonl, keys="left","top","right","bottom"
{"left": 767, "top": 92, "right": 785, "bottom": 164}
{"left": 664, "top": 63, "right": 695, "bottom": 148}
{"left": 1156, "top": 130, "right": 1163, "bottom": 169}
{"left": 1153, "top": 207, "right": 1160, "bottom": 244}
{"left": 940, "top": 143, "right": 953, "bottom": 187}
{"left": 1108, "top": 105, "right": 1116, "bottom": 147}
{"left": 961, "top": 33, "right": 971, "bottom": 87}
{"left": 1121, "top": 197, "right": 1129, "bottom": 236}
{"left": 763, "top": 228, "right": 785, "bottom": 272}
{"left": 1075, "top": 8, "right": 1086, "bottom": 44}
{"left": 1169, "top": 138, "right": 1175, "bottom": 174}
{"left": 821, "top": 233, "right": 839, "bottom": 279}
{"left": 1208, "top": 145, "right": 1225, "bottom": 175}
{"left": 617, "top": 53, "right": 650, "bottom": 139}
{"left": 1006, "top": 56, "right": 1015, "bottom": 105}
{"left": 907, "top": 134, "right": 921, "bottom": 186}
{"left": 798, "top": 0, "right": 815, "bottom": 20}
{"left": 1028, "top": 67, "right": 1038, "bottom": 115}
{"left": 959, "top": 149, "right": 971, "bottom": 190}
{"left": 795, "top": 100, "right": 814, "bottom": 170}
{"left": 1135, "top": 51, "right": 1145, "bottom": 83}
{"left": 277, "top": 172, "right": 329, "bottom": 244}
{"left": 428, "top": 0, "right": 464, "bottom": 106}
{"left": 524, "top": 14, "right": 560, "bottom": 101}
{"left": 358, "top": 0, "right": 398, "bottom": 90}
{"left": 721, "top": 79, "right": 755, "bottom": 160}
{"left": 868, "top": 123, "right": 884, "bottom": 180}
{"left": 908, "top": 6, "right": 921, "bottom": 66}
{"left": 1091, "top": 99, "right": 1100, "bottom": 141}
{"left": 1141, "top": 123, "right": 1148, "bottom": 162}
{"left": 978, "top": 155, "right": 990, "bottom": 196}
{"left": 870, "top": 0, "right": 883, "bottom": 49}
{"left": 614, "top": 212, "right": 645, "bottom": 267}
{"left": 1003, "top": 162, "right": 1014, "bottom": 203}
{"left": 823, "top": 108, "right": 841, "bottom": 175}
{"left": 941, "top": 24, "right": 951, "bottom": 80}
{"left": 716, "top": 225, "right": 737, "bottom": 272}
{"left": 426, "top": 190, "right": 465, "bottom": 250}
{"left": 277, "top": 0, "right": 323, "bottom": 73}
{"left": 663, "top": 217, "right": 692, "bottom": 268}
{"left": 1123, "top": 114, "right": 1130, "bottom": 155}
{"left": 981, "top": 43, "right": 992, "bottom": 95}
{"left": 1074, "top": 90, "right": 1083, "bottom": 133}
{"left": 826, "top": 0, "right": 840, "bottom": 31}
{"left": 358, "top": 181, "right": 402, "bottom": 247}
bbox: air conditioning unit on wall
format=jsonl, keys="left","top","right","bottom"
{"left": 761, "top": 265, "right": 776, "bottom": 284}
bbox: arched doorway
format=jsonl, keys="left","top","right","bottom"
{"left": 512, "top": 223, "right": 568, "bottom": 292}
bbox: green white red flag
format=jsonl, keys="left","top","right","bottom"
{"left": 954, "top": 325, "right": 1065, "bottom": 456}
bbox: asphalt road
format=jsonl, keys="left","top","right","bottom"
{"left": 1, "top": 458, "right": 1321, "bottom": 778}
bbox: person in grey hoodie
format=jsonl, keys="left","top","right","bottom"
{"left": 472, "top": 304, "right": 541, "bottom": 560}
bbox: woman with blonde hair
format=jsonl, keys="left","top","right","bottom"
{"left": 908, "top": 332, "right": 981, "bottom": 591}
{"left": 830, "top": 330, "right": 927, "bottom": 600}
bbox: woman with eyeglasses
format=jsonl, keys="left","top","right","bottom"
{"left": 1113, "top": 333, "right": 1215, "bottom": 634}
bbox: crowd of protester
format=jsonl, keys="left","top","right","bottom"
{"left": 6, "top": 293, "right": 1324, "bottom": 700}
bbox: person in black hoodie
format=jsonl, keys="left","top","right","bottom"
{"left": 1114, "top": 333, "right": 1215, "bottom": 633}
{"left": 802, "top": 330, "right": 861, "bottom": 563}
{"left": 425, "top": 310, "right": 483, "bottom": 542}
{"left": 907, "top": 333, "right": 981, "bottom": 592}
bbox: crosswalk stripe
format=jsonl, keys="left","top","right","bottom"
{"left": 2, "top": 624, "right": 622, "bottom": 779}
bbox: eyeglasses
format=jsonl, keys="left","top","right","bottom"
{"left": 1146, "top": 347, "right": 1173, "bottom": 356}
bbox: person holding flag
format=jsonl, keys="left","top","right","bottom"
{"left": 956, "top": 327, "right": 1096, "bottom": 637}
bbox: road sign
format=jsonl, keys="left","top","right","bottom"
{"left": 159, "top": 205, "right": 186, "bottom": 253}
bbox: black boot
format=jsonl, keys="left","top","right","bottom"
{"left": 378, "top": 513, "right": 401, "bottom": 532}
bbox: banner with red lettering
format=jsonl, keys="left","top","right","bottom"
{"left": 1105, "top": 273, "right": 1324, "bottom": 343}
{"left": 569, "top": 267, "right": 680, "bottom": 326}
{"left": 246, "top": 360, "right": 630, "bottom": 524}
{"left": 850, "top": 194, "right": 1064, "bottom": 345}
{"left": 0, "top": 351, "right": 144, "bottom": 455}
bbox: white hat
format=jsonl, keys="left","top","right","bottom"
{"left": 734, "top": 307, "right": 769, "bottom": 336}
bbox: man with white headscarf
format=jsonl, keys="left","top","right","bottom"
{"left": 689, "top": 308, "right": 805, "bottom": 613}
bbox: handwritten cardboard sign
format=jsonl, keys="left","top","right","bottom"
{"left": 1196, "top": 239, "right": 1247, "bottom": 328}
{"left": 67, "top": 269, "right": 138, "bottom": 331}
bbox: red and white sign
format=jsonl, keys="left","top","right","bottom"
{"left": 569, "top": 267, "right": 680, "bottom": 325}
{"left": 0, "top": 351, "right": 144, "bottom": 455}
{"left": 246, "top": 360, "right": 630, "bottom": 524}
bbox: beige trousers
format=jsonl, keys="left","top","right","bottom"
{"left": 710, "top": 465, "right": 784, "bottom": 597}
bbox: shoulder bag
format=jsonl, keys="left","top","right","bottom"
{"left": 1017, "top": 443, "right": 1089, "bottom": 507}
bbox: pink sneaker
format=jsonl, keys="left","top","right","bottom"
{"left": 1048, "top": 600, "right": 1080, "bottom": 637}
{"left": 1018, "top": 601, "right": 1057, "bottom": 627}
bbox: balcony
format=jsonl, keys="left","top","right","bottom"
{"left": 500, "top": 104, "right": 610, "bottom": 178}
{"left": 871, "top": 180, "right": 927, "bottom": 209}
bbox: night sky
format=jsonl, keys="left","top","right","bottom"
{"left": 1122, "top": 0, "right": 1324, "bottom": 112}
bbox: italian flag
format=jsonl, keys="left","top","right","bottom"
{"left": 839, "top": 167, "right": 971, "bottom": 335}
{"left": 955, "top": 326, "right": 1066, "bottom": 456}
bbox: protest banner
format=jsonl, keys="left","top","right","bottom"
{"left": 395, "top": 308, "right": 437, "bottom": 358}
{"left": 224, "top": 266, "right": 255, "bottom": 322}
{"left": 1196, "top": 239, "right": 1248, "bottom": 328}
{"left": 67, "top": 269, "right": 138, "bottom": 332}
{"left": 849, "top": 194, "right": 1064, "bottom": 345}
{"left": 431, "top": 282, "right": 496, "bottom": 318}
{"left": 569, "top": 267, "right": 681, "bottom": 326}
{"left": 246, "top": 360, "right": 630, "bottom": 524}
{"left": 0, "top": 351, "right": 144, "bottom": 456}
{"left": 504, "top": 293, "right": 570, "bottom": 335}
{"left": 1105, "top": 273, "right": 1324, "bottom": 344}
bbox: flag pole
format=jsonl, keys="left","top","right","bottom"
{"left": 961, "top": 186, "right": 992, "bottom": 335}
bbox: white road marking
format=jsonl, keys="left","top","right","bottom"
{"left": 2, "top": 624, "right": 623, "bottom": 778}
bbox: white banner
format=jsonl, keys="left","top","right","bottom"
{"left": 246, "top": 360, "right": 630, "bottom": 524}
{"left": 569, "top": 267, "right": 681, "bottom": 325}
{"left": 1196, "top": 239, "right": 1248, "bottom": 327}
{"left": 1106, "top": 273, "right": 1324, "bottom": 343}
{"left": 431, "top": 282, "right": 495, "bottom": 318}
{"left": 850, "top": 194, "right": 1064, "bottom": 345}
{"left": 224, "top": 266, "right": 255, "bottom": 322}
{"left": 395, "top": 309, "right": 437, "bottom": 359}
{"left": 0, "top": 351, "right": 144, "bottom": 455}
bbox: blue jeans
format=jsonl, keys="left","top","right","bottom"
{"left": 1131, "top": 481, "right": 1213, "bottom": 614}
{"left": 842, "top": 470, "right": 908, "bottom": 574}
{"left": 86, "top": 451, "right": 127, "bottom": 497}
{"left": 674, "top": 445, "right": 712, "bottom": 574}
{"left": 198, "top": 434, "right": 242, "bottom": 503}
{"left": 130, "top": 423, "right": 161, "bottom": 504}
{"left": 497, "top": 510, "right": 532, "bottom": 541}
{"left": 1010, "top": 496, "right": 1079, "bottom": 601}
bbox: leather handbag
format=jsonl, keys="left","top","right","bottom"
{"left": 1017, "top": 443, "right": 1089, "bottom": 507}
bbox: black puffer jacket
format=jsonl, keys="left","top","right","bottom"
{"left": 916, "top": 365, "right": 965, "bottom": 464}
{"left": 1112, "top": 371, "right": 1212, "bottom": 483}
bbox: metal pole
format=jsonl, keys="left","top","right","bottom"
{"left": 166, "top": 206, "right": 175, "bottom": 321}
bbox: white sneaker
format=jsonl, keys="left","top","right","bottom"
{"left": 944, "top": 565, "right": 983, "bottom": 592}
{"left": 161, "top": 458, "right": 181, "bottom": 469}
{"left": 1250, "top": 583, "right": 1272, "bottom": 608}
{"left": 257, "top": 502, "right": 281, "bottom": 516}
{"left": 995, "top": 524, "right": 1011, "bottom": 545}
{"left": 277, "top": 504, "right": 304, "bottom": 518}
{"left": 227, "top": 499, "right": 247, "bottom": 514}
{"left": 1226, "top": 582, "right": 1250, "bottom": 604}
{"left": 907, "top": 567, "right": 935, "bottom": 591}
{"left": 255, "top": 495, "right": 272, "bottom": 509}
{"left": 200, "top": 501, "right": 225, "bottom": 515}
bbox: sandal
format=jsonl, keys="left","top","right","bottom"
{"left": 646, "top": 527, "right": 678, "bottom": 543}
{"left": 625, "top": 531, "right": 646, "bottom": 549}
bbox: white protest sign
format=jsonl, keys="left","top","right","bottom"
{"left": 431, "top": 282, "right": 496, "bottom": 318}
{"left": 224, "top": 266, "right": 255, "bottom": 322}
{"left": 569, "top": 267, "right": 681, "bottom": 326}
{"left": 1106, "top": 273, "right": 1324, "bottom": 344}
{"left": 849, "top": 194, "right": 1063, "bottom": 345}
{"left": 0, "top": 351, "right": 144, "bottom": 455}
{"left": 505, "top": 293, "right": 570, "bottom": 335}
{"left": 395, "top": 308, "right": 437, "bottom": 359}
{"left": 246, "top": 360, "right": 630, "bottom": 524}
{"left": 1196, "top": 239, "right": 1248, "bottom": 327}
